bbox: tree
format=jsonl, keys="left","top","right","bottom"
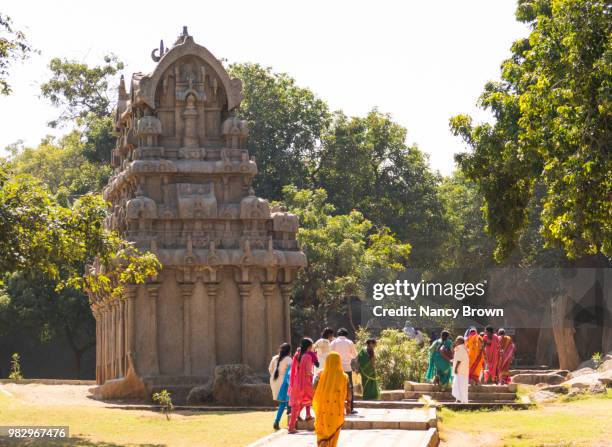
{"left": 8, "top": 134, "right": 112, "bottom": 205}
{"left": 281, "top": 186, "right": 411, "bottom": 334}
{"left": 40, "top": 56, "right": 123, "bottom": 163}
{"left": 438, "top": 171, "right": 495, "bottom": 269}
{"left": 317, "top": 110, "right": 450, "bottom": 268}
{"left": 0, "top": 13, "right": 34, "bottom": 95}
{"left": 0, "top": 165, "right": 160, "bottom": 376}
{"left": 0, "top": 271, "right": 94, "bottom": 377}
{"left": 229, "top": 63, "right": 331, "bottom": 199}
{"left": 0, "top": 163, "right": 160, "bottom": 295}
{"left": 450, "top": 0, "right": 611, "bottom": 369}
{"left": 450, "top": 0, "right": 611, "bottom": 261}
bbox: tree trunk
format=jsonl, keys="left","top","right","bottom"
{"left": 535, "top": 305, "right": 558, "bottom": 367}
{"left": 346, "top": 296, "right": 356, "bottom": 332}
{"left": 550, "top": 294, "right": 581, "bottom": 371}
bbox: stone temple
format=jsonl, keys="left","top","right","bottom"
{"left": 88, "top": 28, "right": 306, "bottom": 401}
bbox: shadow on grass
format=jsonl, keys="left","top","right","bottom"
{"left": 0, "top": 436, "right": 164, "bottom": 446}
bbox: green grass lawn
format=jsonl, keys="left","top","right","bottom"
{"left": 0, "top": 392, "right": 275, "bottom": 446}
{"left": 438, "top": 389, "right": 612, "bottom": 447}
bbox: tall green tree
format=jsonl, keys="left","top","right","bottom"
{"left": 0, "top": 13, "right": 34, "bottom": 95}
{"left": 229, "top": 63, "right": 331, "bottom": 199}
{"left": 438, "top": 171, "right": 495, "bottom": 269}
{"left": 0, "top": 271, "right": 95, "bottom": 377}
{"left": 281, "top": 186, "right": 411, "bottom": 334}
{"left": 8, "top": 134, "right": 112, "bottom": 205}
{"left": 450, "top": 0, "right": 611, "bottom": 261}
{"left": 317, "top": 110, "right": 450, "bottom": 268}
{"left": 40, "top": 56, "right": 123, "bottom": 163}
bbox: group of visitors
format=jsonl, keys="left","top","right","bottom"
{"left": 425, "top": 326, "right": 515, "bottom": 403}
{"left": 268, "top": 327, "right": 380, "bottom": 445}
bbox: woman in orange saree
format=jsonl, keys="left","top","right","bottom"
{"left": 313, "top": 352, "right": 349, "bottom": 447}
{"left": 497, "top": 329, "right": 515, "bottom": 384}
{"left": 464, "top": 327, "right": 484, "bottom": 385}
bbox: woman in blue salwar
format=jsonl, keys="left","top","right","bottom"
{"left": 268, "top": 343, "right": 292, "bottom": 430}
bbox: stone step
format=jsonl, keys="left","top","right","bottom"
{"left": 380, "top": 390, "right": 406, "bottom": 401}
{"left": 295, "top": 408, "right": 437, "bottom": 431}
{"left": 247, "top": 429, "right": 439, "bottom": 447}
{"left": 356, "top": 400, "right": 532, "bottom": 411}
{"left": 355, "top": 400, "right": 425, "bottom": 409}
{"left": 510, "top": 369, "right": 569, "bottom": 377}
{"left": 404, "top": 381, "right": 517, "bottom": 393}
{"left": 403, "top": 391, "right": 517, "bottom": 402}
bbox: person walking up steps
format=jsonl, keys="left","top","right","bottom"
{"left": 452, "top": 336, "right": 469, "bottom": 404}
{"left": 483, "top": 326, "right": 500, "bottom": 384}
{"left": 425, "top": 330, "right": 453, "bottom": 388}
{"left": 313, "top": 327, "right": 334, "bottom": 374}
{"left": 268, "top": 343, "right": 292, "bottom": 430}
{"left": 497, "top": 328, "right": 515, "bottom": 385}
{"left": 313, "top": 352, "right": 350, "bottom": 447}
{"left": 357, "top": 337, "right": 380, "bottom": 400}
{"left": 288, "top": 338, "right": 315, "bottom": 433}
{"left": 330, "top": 328, "right": 357, "bottom": 414}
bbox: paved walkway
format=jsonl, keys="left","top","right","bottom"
{"left": 251, "top": 429, "right": 436, "bottom": 447}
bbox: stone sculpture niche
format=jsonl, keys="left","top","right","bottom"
{"left": 89, "top": 28, "right": 306, "bottom": 403}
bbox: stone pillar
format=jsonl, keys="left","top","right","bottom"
{"left": 204, "top": 282, "right": 219, "bottom": 365}
{"left": 238, "top": 283, "right": 252, "bottom": 364}
{"left": 111, "top": 301, "right": 117, "bottom": 379}
{"left": 280, "top": 284, "right": 292, "bottom": 344}
{"left": 104, "top": 306, "right": 110, "bottom": 381}
{"left": 93, "top": 308, "right": 101, "bottom": 384}
{"left": 147, "top": 283, "right": 161, "bottom": 374}
{"left": 262, "top": 283, "right": 276, "bottom": 359}
{"left": 116, "top": 299, "right": 124, "bottom": 377}
{"left": 179, "top": 282, "right": 194, "bottom": 375}
{"left": 124, "top": 286, "right": 137, "bottom": 370}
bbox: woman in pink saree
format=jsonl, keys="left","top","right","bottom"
{"left": 482, "top": 326, "right": 500, "bottom": 384}
{"left": 497, "top": 329, "right": 515, "bottom": 384}
{"left": 288, "top": 337, "right": 315, "bottom": 433}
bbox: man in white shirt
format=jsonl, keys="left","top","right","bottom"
{"left": 330, "top": 328, "right": 358, "bottom": 413}
{"left": 313, "top": 327, "right": 335, "bottom": 373}
{"left": 452, "top": 336, "right": 469, "bottom": 404}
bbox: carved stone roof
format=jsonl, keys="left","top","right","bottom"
{"left": 133, "top": 35, "right": 243, "bottom": 111}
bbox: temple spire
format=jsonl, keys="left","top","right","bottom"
{"left": 118, "top": 75, "right": 128, "bottom": 101}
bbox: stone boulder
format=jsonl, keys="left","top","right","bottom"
{"left": 598, "top": 358, "right": 612, "bottom": 372}
{"left": 568, "top": 367, "right": 596, "bottom": 379}
{"left": 539, "top": 384, "right": 568, "bottom": 394}
{"left": 587, "top": 382, "right": 606, "bottom": 395}
{"left": 564, "top": 372, "right": 601, "bottom": 389}
{"left": 185, "top": 364, "right": 274, "bottom": 407}
{"left": 577, "top": 358, "right": 598, "bottom": 370}
{"left": 529, "top": 390, "right": 558, "bottom": 403}
{"left": 186, "top": 381, "right": 213, "bottom": 405}
{"left": 513, "top": 372, "right": 566, "bottom": 385}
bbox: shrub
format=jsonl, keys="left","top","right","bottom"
{"left": 591, "top": 352, "right": 602, "bottom": 368}
{"left": 8, "top": 353, "right": 23, "bottom": 380}
{"left": 356, "top": 328, "right": 429, "bottom": 390}
{"left": 152, "top": 389, "right": 173, "bottom": 420}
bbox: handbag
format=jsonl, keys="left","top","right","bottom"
{"left": 351, "top": 356, "right": 360, "bottom": 373}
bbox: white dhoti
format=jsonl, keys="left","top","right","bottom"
{"left": 452, "top": 374, "right": 469, "bottom": 403}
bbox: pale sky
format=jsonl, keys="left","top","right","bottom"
{"left": 0, "top": 0, "right": 527, "bottom": 175}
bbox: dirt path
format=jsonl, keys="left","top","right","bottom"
{"left": 440, "top": 429, "right": 500, "bottom": 447}
{"left": 1, "top": 383, "right": 103, "bottom": 406}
